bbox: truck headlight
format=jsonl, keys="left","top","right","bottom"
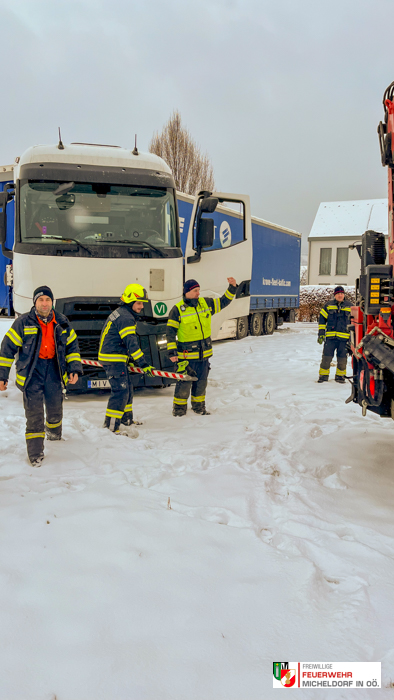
{"left": 157, "top": 334, "right": 167, "bottom": 348}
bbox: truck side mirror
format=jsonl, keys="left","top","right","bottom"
{"left": 200, "top": 196, "right": 218, "bottom": 213}
{"left": 196, "top": 218, "right": 214, "bottom": 249}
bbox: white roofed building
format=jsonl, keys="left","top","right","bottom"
{"left": 307, "top": 199, "right": 388, "bottom": 286}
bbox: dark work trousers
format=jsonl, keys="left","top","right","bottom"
{"left": 173, "top": 359, "right": 210, "bottom": 413}
{"left": 104, "top": 366, "right": 134, "bottom": 431}
{"left": 23, "top": 358, "right": 63, "bottom": 463}
{"left": 319, "top": 338, "right": 348, "bottom": 378}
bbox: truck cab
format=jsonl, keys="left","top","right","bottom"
{"left": 1, "top": 143, "right": 183, "bottom": 390}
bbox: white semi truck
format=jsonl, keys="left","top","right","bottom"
{"left": 0, "top": 141, "right": 300, "bottom": 391}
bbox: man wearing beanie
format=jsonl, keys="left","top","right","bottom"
{"left": 0, "top": 285, "right": 82, "bottom": 466}
{"left": 317, "top": 285, "right": 352, "bottom": 383}
{"left": 166, "top": 276, "right": 237, "bottom": 416}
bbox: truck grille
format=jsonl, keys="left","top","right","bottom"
{"left": 77, "top": 336, "right": 100, "bottom": 358}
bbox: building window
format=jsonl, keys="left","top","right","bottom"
{"left": 319, "top": 248, "right": 332, "bottom": 275}
{"left": 336, "top": 247, "right": 348, "bottom": 275}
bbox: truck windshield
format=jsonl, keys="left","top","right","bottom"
{"left": 19, "top": 182, "right": 178, "bottom": 249}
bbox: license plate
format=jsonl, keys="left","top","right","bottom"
{"left": 87, "top": 379, "right": 110, "bottom": 389}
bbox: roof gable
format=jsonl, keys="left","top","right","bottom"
{"left": 309, "top": 199, "right": 387, "bottom": 239}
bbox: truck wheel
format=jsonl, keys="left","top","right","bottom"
{"left": 236, "top": 316, "right": 248, "bottom": 340}
{"left": 262, "top": 311, "right": 276, "bottom": 335}
{"left": 250, "top": 313, "right": 262, "bottom": 336}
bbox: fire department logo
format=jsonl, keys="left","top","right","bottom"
{"left": 273, "top": 662, "right": 296, "bottom": 687}
{"left": 281, "top": 669, "right": 296, "bottom": 687}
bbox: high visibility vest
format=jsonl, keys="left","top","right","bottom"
{"left": 176, "top": 298, "right": 212, "bottom": 343}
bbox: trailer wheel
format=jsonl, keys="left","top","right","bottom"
{"left": 262, "top": 311, "right": 276, "bottom": 335}
{"left": 250, "top": 313, "right": 262, "bottom": 336}
{"left": 236, "top": 316, "right": 248, "bottom": 340}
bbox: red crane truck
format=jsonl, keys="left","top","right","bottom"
{"left": 347, "top": 81, "right": 394, "bottom": 418}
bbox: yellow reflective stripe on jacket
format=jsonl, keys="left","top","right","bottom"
{"left": 0, "top": 356, "right": 13, "bottom": 367}
{"left": 326, "top": 305, "right": 338, "bottom": 310}
{"left": 119, "top": 325, "right": 136, "bottom": 338}
{"left": 66, "top": 328, "right": 78, "bottom": 345}
{"left": 124, "top": 403, "right": 133, "bottom": 412}
{"left": 65, "top": 352, "right": 81, "bottom": 363}
{"left": 167, "top": 342, "right": 177, "bottom": 350}
{"left": 318, "top": 324, "right": 326, "bottom": 330}
{"left": 320, "top": 308, "right": 328, "bottom": 319}
{"left": 16, "top": 374, "right": 26, "bottom": 386}
{"left": 98, "top": 352, "right": 128, "bottom": 363}
{"left": 98, "top": 320, "right": 112, "bottom": 356}
{"left": 167, "top": 318, "right": 179, "bottom": 329}
{"left": 342, "top": 307, "right": 352, "bottom": 312}
{"left": 23, "top": 327, "right": 38, "bottom": 335}
{"left": 325, "top": 331, "right": 350, "bottom": 339}
{"left": 177, "top": 350, "right": 199, "bottom": 359}
{"left": 203, "top": 349, "right": 213, "bottom": 358}
{"left": 173, "top": 397, "right": 188, "bottom": 405}
{"left": 6, "top": 328, "right": 23, "bottom": 347}
{"left": 213, "top": 298, "right": 221, "bottom": 314}
{"left": 224, "top": 289, "right": 235, "bottom": 300}
{"left": 25, "top": 432, "right": 45, "bottom": 439}
{"left": 191, "top": 395, "right": 205, "bottom": 402}
{"left": 131, "top": 348, "right": 144, "bottom": 360}
{"left": 45, "top": 419, "right": 62, "bottom": 429}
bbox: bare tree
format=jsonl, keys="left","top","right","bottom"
{"left": 149, "top": 110, "right": 215, "bottom": 195}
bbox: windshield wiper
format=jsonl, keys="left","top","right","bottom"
{"left": 29, "top": 234, "right": 94, "bottom": 257}
{"left": 126, "top": 240, "right": 166, "bottom": 257}
{"left": 105, "top": 239, "right": 166, "bottom": 257}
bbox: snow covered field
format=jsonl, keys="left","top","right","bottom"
{"left": 0, "top": 319, "right": 393, "bottom": 699}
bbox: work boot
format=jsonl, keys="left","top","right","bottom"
{"left": 30, "top": 454, "right": 44, "bottom": 468}
{"left": 45, "top": 431, "right": 63, "bottom": 441}
{"left": 121, "top": 415, "right": 143, "bottom": 426}
{"left": 192, "top": 402, "right": 211, "bottom": 415}
{"left": 317, "top": 376, "right": 329, "bottom": 383}
{"left": 103, "top": 416, "right": 121, "bottom": 432}
{"left": 172, "top": 405, "right": 187, "bottom": 417}
{"left": 335, "top": 376, "right": 346, "bottom": 384}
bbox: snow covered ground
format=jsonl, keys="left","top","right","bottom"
{"left": 0, "top": 318, "right": 393, "bottom": 699}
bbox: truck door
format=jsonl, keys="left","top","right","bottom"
{"left": 184, "top": 191, "right": 252, "bottom": 339}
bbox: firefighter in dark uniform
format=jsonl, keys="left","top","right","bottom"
{"left": 0, "top": 285, "right": 82, "bottom": 467}
{"left": 99, "top": 283, "right": 156, "bottom": 432}
{"left": 318, "top": 285, "right": 352, "bottom": 383}
{"left": 166, "top": 277, "right": 237, "bottom": 416}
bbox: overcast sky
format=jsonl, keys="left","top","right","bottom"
{"left": 1, "top": 0, "right": 393, "bottom": 253}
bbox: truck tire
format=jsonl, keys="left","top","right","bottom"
{"left": 262, "top": 311, "right": 276, "bottom": 335}
{"left": 236, "top": 316, "right": 248, "bottom": 340}
{"left": 250, "top": 312, "right": 262, "bottom": 336}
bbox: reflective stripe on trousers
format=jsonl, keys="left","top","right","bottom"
{"left": 319, "top": 338, "right": 348, "bottom": 377}
{"left": 173, "top": 359, "right": 210, "bottom": 409}
{"left": 23, "top": 358, "right": 63, "bottom": 462}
